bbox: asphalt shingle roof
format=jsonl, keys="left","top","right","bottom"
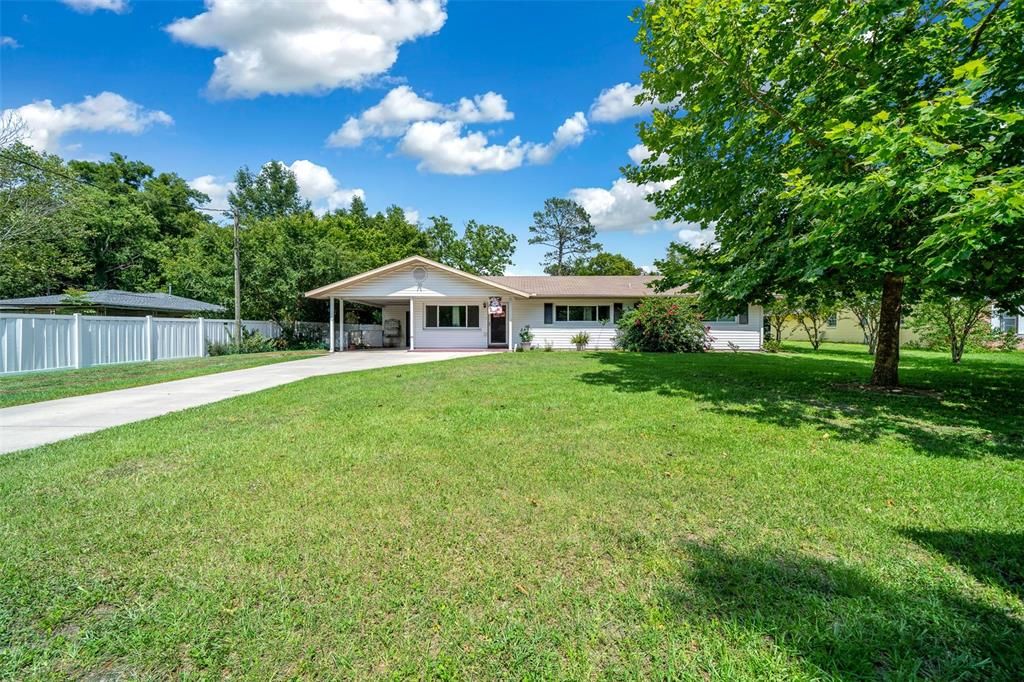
{"left": 0, "top": 290, "right": 225, "bottom": 313}
{"left": 482, "top": 275, "right": 680, "bottom": 298}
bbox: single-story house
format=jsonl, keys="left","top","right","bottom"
{"left": 305, "top": 256, "right": 763, "bottom": 351}
{"left": 0, "top": 290, "right": 225, "bottom": 317}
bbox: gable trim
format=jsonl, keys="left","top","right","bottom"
{"left": 304, "top": 255, "right": 534, "bottom": 299}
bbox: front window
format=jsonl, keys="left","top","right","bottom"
{"left": 425, "top": 305, "right": 480, "bottom": 328}
{"left": 554, "top": 305, "right": 610, "bottom": 322}
{"left": 827, "top": 313, "right": 838, "bottom": 327}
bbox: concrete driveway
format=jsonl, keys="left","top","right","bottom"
{"left": 0, "top": 351, "right": 485, "bottom": 455}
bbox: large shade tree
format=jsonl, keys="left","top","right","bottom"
{"left": 633, "top": 0, "right": 1024, "bottom": 385}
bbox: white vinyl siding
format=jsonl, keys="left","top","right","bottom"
{"left": 511, "top": 300, "right": 764, "bottom": 351}
{"left": 414, "top": 298, "right": 491, "bottom": 349}
{"left": 335, "top": 264, "right": 504, "bottom": 299}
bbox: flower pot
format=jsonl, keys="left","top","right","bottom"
{"left": 575, "top": 343, "right": 586, "bottom": 351}
{"left": 521, "top": 341, "right": 532, "bottom": 351}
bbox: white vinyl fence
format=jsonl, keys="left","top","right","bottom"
{"left": 0, "top": 314, "right": 324, "bottom": 376}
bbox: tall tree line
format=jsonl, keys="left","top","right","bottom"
{"left": 0, "top": 146, "right": 517, "bottom": 326}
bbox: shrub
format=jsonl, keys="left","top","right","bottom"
{"left": 763, "top": 339, "right": 783, "bottom": 353}
{"left": 543, "top": 341, "right": 555, "bottom": 352}
{"left": 570, "top": 332, "right": 590, "bottom": 350}
{"left": 207, "top": 329, "right": 278, "bottom": 356}
{"left": 616, "top": 297, "right": 709, "bottom": 353}
{"left": 996, "top": 328, "right": 1021, "bottom": 351}
{"left": 905, "top": 298, "right": 992, "bottom": 363}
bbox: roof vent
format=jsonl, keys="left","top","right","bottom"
{"left": 412, "top": 266, "right": 428, "bottom": 283}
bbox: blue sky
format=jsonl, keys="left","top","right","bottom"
{"left": 1, "top": 0, "right": 695, "bottom": 273}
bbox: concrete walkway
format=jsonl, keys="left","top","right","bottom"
{"left": 0, "top": 351, "right": 484, "bottom": 455}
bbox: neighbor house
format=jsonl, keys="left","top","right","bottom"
{"left": 305, "top": 256, "right": 763, "bottom": 351}
{"left": 778, "top": 305, "right": 1024, "bottom": 347}
{"left": 0, "top": 290, "right": 225, "bottom": 318}
{"left": 778, "top": 310, "right": 921, "bottom": 346}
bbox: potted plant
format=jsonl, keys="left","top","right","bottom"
{"left": 571, "top": 331, "right": 590, "bottom": 351}
{"left": 519, "top": 325, "right": 535, "bottom": 350}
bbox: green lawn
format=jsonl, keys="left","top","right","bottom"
{"left": 1, "top": 345, "right": 1022, "bottom": 679}
{"left": 0, "top": 351, "right": 324, "bottom": 409}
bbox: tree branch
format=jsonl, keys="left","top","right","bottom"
{"left": 968, "top": 0, "right": 1005, "bottom": 58}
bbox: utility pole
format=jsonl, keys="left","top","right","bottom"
{"left": 233, "top": 210, "right": 241, "bottom": 350}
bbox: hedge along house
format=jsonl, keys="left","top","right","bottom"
{"left": 305, "top": 256, "right": 764, "bottom": 352}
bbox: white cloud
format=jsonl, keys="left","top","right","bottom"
{"left": 188, "top": 174, "right": 235, "bottom": 214}
{"left": 627, "top": 142, "right": 670, "bottom": 166}
{"left": 327, "top": 85, "right": 513, "bottom": 147}
{"left": 166, "top": 0, "right": 447, "bottom": 99}
{"left": 1, "top": 36, "right": 20, "bottom": 48}
{"left": 404, "top": 208, "right": 420, "bottom": 224}
{"left": 190, "top": 161, "right": 365, "bottom": 216}
{"left": 570, "top": 177, "right": 677, "bottom": 233}
{"left": 676, "top": 223, "right": 716, "bottom": 248}
{"left": 396, "top": 111, "right": 587, "bottom": 175}
{"left": 3, "top": 91, "right": 173, "bottom": 153}
{"left": 399, "top": 121, "right": 527, "bottom": 175}
{"left": 287, "top": 159, "right": 365, "bottom": 214}
{"left": 525, "top": 111, "right": 588, "bottom": 164}
{"left": 61, "top": 0, "right": 127, "bottom": 13}
{"left": 589, "top": 82, "right": 654, "bottom": 123}
{"left": 567, "top": 144, "right": 685, "bottom": 233}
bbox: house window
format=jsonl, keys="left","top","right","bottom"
{"left": 553, "top": 305, "right": 611, "bottom": 322}
{"left": 827, "top": 313, "right": 838, "bottom": 328}
{"left": 996, "top": 310, "right": 1021, "bottom": 333}
{"left": 709, "top": 310, "right": 749, "bottom": 325}
{"left": 424, "top": 305, "right": 479, "bottom": 328}
{"left": 613, "top": 303, "right": 624, "bottom": 322}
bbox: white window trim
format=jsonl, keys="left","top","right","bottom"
{"left": 552, "top": 304, "right": 613, "bottom": 325}
{"left": 423, "top": 304, "right": 481, "bottom": 330}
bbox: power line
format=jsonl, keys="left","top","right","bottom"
{"left": 0, "top": 150, "right": 235, "bottom": 215}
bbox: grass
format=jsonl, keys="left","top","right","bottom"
{"left": 0, "top": 351, "right": 324, "bottom": 409}
{"left": 1, "top": 344, "right": 1022, "bottom": 679}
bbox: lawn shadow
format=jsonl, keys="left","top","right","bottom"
{"left": 577, "top": 351, "right": 1024, "bottom": 459}
{"left": 661, "top": 540, "right": 1024, "bottom": 679}
{"left": 900, "top": 528, "right": 1024, "bottom": 601}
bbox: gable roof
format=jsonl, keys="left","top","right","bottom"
{"left": 0, "top": 290, "right": 225, "bottom": 313}
{"left": 482, "top": 275, "right": 677, "bottom": 298}
{"left": 305, "top": 255, "right": 534, "bottom": 299}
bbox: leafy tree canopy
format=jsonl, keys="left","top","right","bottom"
{"left": 562, "top": 251, "right": 643, "bottom": 276}
{"left": 229, "top": 161, "right": 310, "bottom": 220}
{"left": 425, "top": 217, "right": 517, "bottom": 275}
{"left": 633, "top": 0, "right": 1024, "bottom": 384}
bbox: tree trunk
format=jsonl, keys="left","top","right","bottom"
{"left": 871, "top": 273, "right": 905, "bottom": 386}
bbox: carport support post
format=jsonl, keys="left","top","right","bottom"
{"left": 328, "top": 296, "right": 335, "bottom": 353}
{"left": 409, "top": 298, "right": 415, "bottom": 351}
{"left": 339, "top": 299, "right": 345, "bottom": 352}
{"left": 507, "top": 300, "right": 513, "bottom": 351}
